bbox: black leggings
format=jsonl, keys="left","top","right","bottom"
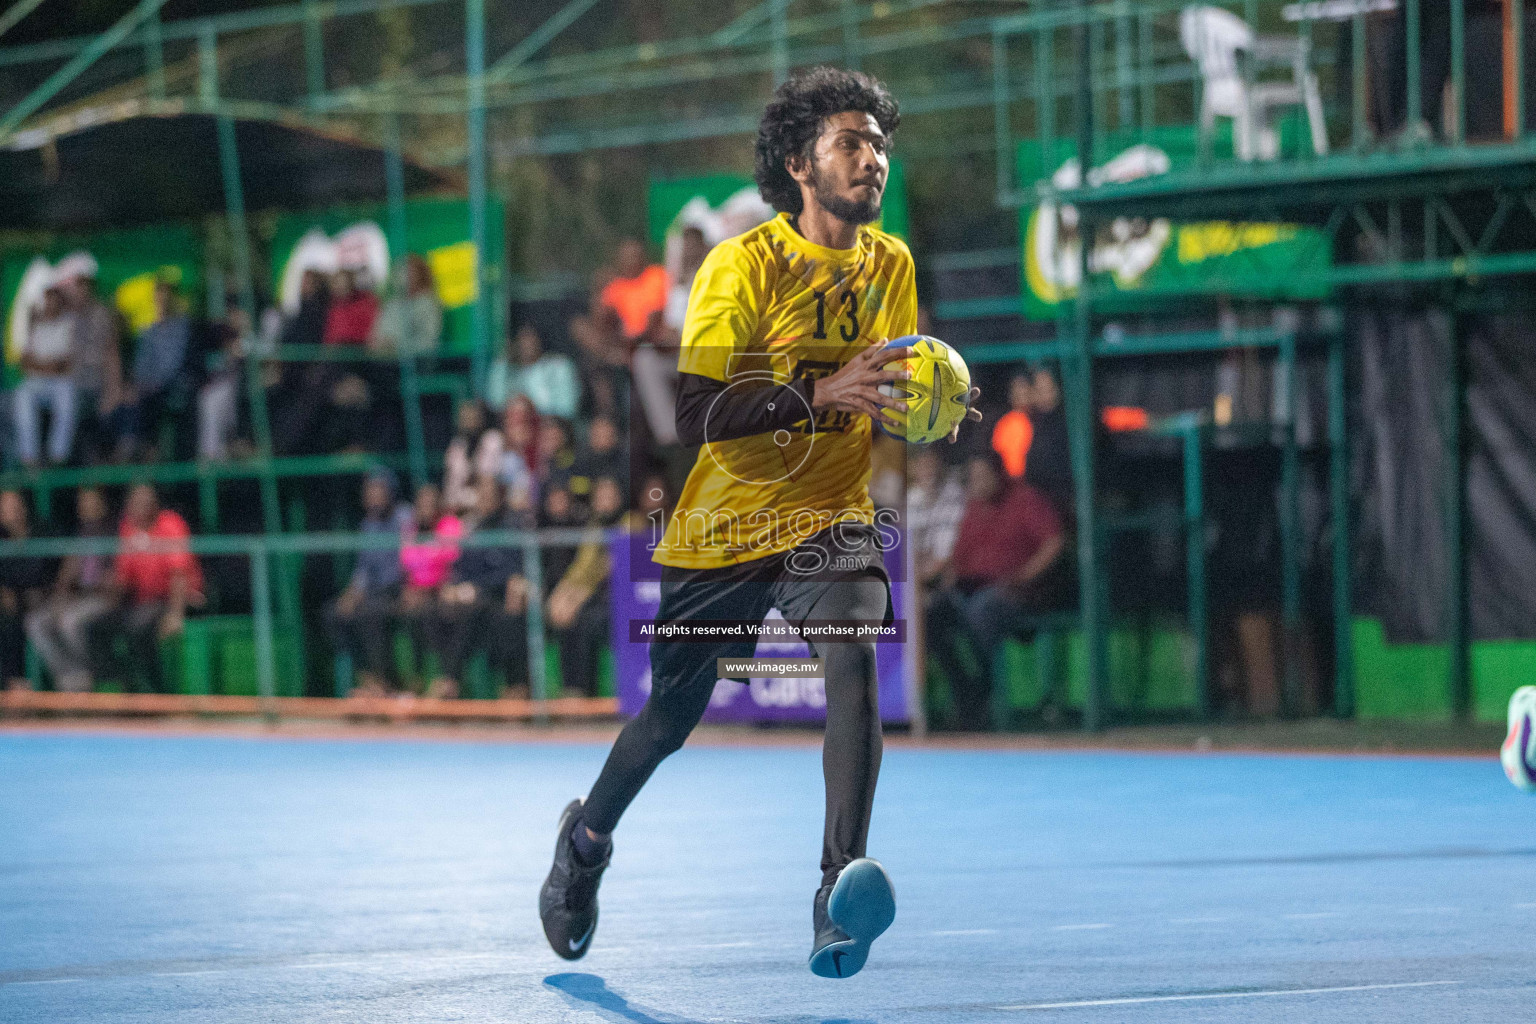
{"left": 583, "top": 577, "right": 887, "bottom": 886}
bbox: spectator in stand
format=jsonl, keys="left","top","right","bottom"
{"left": 283, "top": 269, "right": 331, "bottom": 347}
{"left": 546, "top": 475, "right": 622, "bottom": 697}
{"left": 498, "top": 395, "right": 539, "bottom": 505}
{"left": 111, "top": 280, "right": 191, "bottom": 462}
{"left": 538, "top": 480, "right": 580, "bottom": 589}
{"left": 323, "top": 269, "right": 379, "bottom": 347}
{"left": 196, "top": 311, "right": 249, "bottom": 463}
{"left": 90, "top": 483, "right": 203, "bottom": 694}
{"left": 486, "top": 323, "right": 579, "bottom": 420}
{"left": 443, "top": 399, "right": 505, "bottom": 514}
{"left": 14, "top": 286, "right": 79, "bottom": 468}
{"left": 905, "top": 447, "right": 966, "bottom": 587}
{"left": 426, "top": 477, "right": 529, "bottom": 699}
{"left": 537, "top": 416, "right": 578, "bottom": 497}
{"left": 396, "top": 482, "right": 462, "bottom": 691}
{"left": 570, "top": 413, "right": 625, "bottom": 500}
{"left": 925, "top": 450, "right": 1065, "bottom": 730}
{"left": 600, "top": 238, "right": 668, "bottom": 347}
{"left": 0, "top": 491, "right": 54, "bottom": 690}
{"left": 26, "top": 487, "right": 114, "bottom": 693}
{"left": 1021, "top": 368, "right": 1072, "bottom": 511}
{"left": 369, "top": 254, "right": 442, "bottom": 358}
{"left": 991, "top": 373, "right": 1034, "bottom": 481}
{"left": 62, "top": 272, "right": 123, "bottom": 463}
{"left": 326, "top": 468, "right": 413, "bottom": 698}
{"left": 636, "top": 225, "right": 708, "bottom": 447}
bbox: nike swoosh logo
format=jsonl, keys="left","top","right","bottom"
{"left": 568, "top": 923, "right": 595, "bottom": 952}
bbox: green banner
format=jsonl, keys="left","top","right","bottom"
{"left": 1018, "top": 127, "right": 1331, "bottom": 319}
{"left": 647, "top": 159, "right": 910, "bottom": 252}
{"left": 268, "top": 196, "right": 506, "bottom": 357}
{"left": 2, "top": 224, "right": 205, "bottom": 380}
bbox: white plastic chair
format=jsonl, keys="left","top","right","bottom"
{"left": 1179, "top": 5, "right": 1328, "bottom": 161}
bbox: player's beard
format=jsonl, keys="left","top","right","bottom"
{"left": 808, "top": 161, "right": 882, "bottom": 225}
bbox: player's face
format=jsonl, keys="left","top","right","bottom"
{"left": 802, "top": 111, "right": 888, "bottom": 226}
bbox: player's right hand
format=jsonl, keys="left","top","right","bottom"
{"left": 809, "top": 338, "right": 912, "bottom": 428}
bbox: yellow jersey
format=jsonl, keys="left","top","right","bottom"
{"left": 655, "top": 212, "right": 918, "bottom": 570}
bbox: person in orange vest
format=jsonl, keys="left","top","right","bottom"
{"left": 991, "top": 372, "right": 1035, "bottom": 479}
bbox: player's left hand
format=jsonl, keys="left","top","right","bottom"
{"left": 948, "top": 386, "right": 983, "bottom": 443}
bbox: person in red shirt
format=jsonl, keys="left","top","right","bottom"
{"left": 89, "top": 483, "right": 203, "bottom": 694}
{"left": 322, "top": 269, "right": 379, "bottom": 346}
{"left": 926, "top": 449, "right": 1064, "bottom": 730}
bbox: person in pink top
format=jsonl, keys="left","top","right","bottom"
{"left": 396, "top": 483, "right": 462, "bottom": 690}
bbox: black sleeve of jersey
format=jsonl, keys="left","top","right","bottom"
{"left": 674, "top": 371, "right": 818, "bottom": 446}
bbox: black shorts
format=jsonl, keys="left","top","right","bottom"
{"left": 649, "top": 522, "right": 893, "bottom": 696}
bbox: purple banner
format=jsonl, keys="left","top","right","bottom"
{"left": 610, "top": 532, "right": 910, "bottom": 723}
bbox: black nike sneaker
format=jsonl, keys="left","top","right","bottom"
{"left": 539, "top": 799, "right": 610, "bottom": 960}
{"left": 808, "top": 858, "right": 896, "bottom": 978}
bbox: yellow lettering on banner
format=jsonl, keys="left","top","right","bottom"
{"left": 428, "top": 241, "right": 478, "bottom": 309}
{"left": 115, "top": 266, "right": 184, "bottom": 334}
{"left": 1176, "top": 222, "right": 1297, "bottom": 265}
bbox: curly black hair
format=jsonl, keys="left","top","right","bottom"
{"left": 753, "top": 66, "right": 900, "bottom": 216}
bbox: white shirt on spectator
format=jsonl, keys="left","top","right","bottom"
{"left": 906, "top": 471, "right": 967, "bottom": 568}
{"left": 25, "top": 313, "right": 75, "bottom": 365}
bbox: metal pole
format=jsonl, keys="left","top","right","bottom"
{"left": 302, "top": 0, "right": 325, "bottom": 107}
{"left": 1327, "top": 323, "right": 1353, "bottom": 717}
{"left": 1451, "top": 0, "right": 1466, "bottom": 144}
{"left": 466, "top": 0, "right": 491, "bottom": 397}
{"left": 1184, "top": 424, "right": 1209, "bottom": 718}
{"left": 1115, "top": 2, "right": 1132, "bottom": 130}
{"left": 1036, "top": 25, "right": 1055, "bottom": 180}
{"left": 993, "top": 30, "right": 1011, "bottom": 204}
{"left": 524, "top": 538, "right": 548, "bottom": 723}
{"left": 771, "top": 0, "right": 789, "bottom": 86}
{"left": 1446, "top": 307, "right": 1470, "bottom": 718}
{"left": 251, "top": 543, "right": 278, "bottom": 724}
{"left": 1072, "top": 0, "right": 1106, "bottom": 731}
{"left": 1279, "top": 331, "right": 1301, "bottom": 715}
{"left": 0, "top": 0, "right": 172, "bottom": 139}
{"left": 206, "top": 29, "right": 279, "bottom": 536}
{"left": 143, "top": 7, "right": 165, "bottom": 100}
{"left": 384, "top": 111, "right": 428, "bottom": 491}
{"left": 1516, "top": 0, "right": 1526, "bottom": 137}
{"left": 1352, "top": 9, "right": 1366, "bottom": 149}
{"left": 1137, "top": 7, "right": 1153, "bottom": 140}
{"left": 840, "top": 0, "right": 860, "bottom": 71}
{"left": 1407, "top": 0, "right": 1422, "bottom": 132}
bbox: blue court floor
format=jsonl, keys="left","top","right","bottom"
{"left": 0, "top": 730, "right": 1530, "bottom": 1023}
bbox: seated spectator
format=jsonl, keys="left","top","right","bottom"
{"left": 485, "top": 324, "right": 579, "bottom": 419}
{"left": 369, "top": 254, "right": 442, "bottom": 357}
{"left": 62, "top": 271, "right": 123, "bottom": 464}
{"left": 426, "top": 477, "right": 530, "bottom": 699}
{"left": 196, "top": 311, "right": 249, "bottom": 463}
{"left": 90, "top": 484, "right": 204, "bottom": 694}
{"left": 0, "top": 491, "right": 54, "bottom": 690}
{"left": 537, "top": 417, "right": 578, "bottom": 495}
{"left": 443, "top": 400, "right": 504, "bottom": 514}
{"left": 396, "top": 482, "right": 462, "bottom": 689}
{"left": 14, "top": 286, "right": 79, "bottom": 468}
{"left": 109, "top": 280, "right": 192, "bottom": 462}
{"left": 326, "top": 469, "right": 413, "bottom": 698}
{"left": 538, "top": 481, "right": 580, "bottom": 587}
{"left": 498, "top": 396, "right": 539, "bottom": 505}
{"left": 570, "top": 414, "right": 624, "bottom": 501}
{"left": 25, "top": 487, "right": 114, "bottom": 693}
{"left": 906, "top": 447, "right": 966, "bottom": 586}
{"left": 546, "top": 476, "right": 622, "bottom": 698}
{"left": 322, "top": 269, "right": 378, "bottom": 347}
{"left": 925, "top": 451, "right": 1064, "bottom": 730}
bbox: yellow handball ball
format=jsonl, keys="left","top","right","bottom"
{"left": 876, "top": 335, "right": 973, "bottom": 444}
